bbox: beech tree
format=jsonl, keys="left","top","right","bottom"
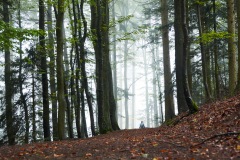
{"left": 56, "top": 0, "right": 67, "bottom": 140}
{"left": 181, "top": 0, "right": 198, "bottom": 113}
{"left": 227, "top": 0, "right": 236, "bottom": 95}
{"left": 39, "top": 0, "right": 50, "bottom": 141}
{"left": 3, "top": 0, "right": 15, "bottom": 145}
{"left": 174, "top": 0, "right": 188, "bottom": 113}
{"left": 236, "top": 0, "right": 240, "bottom": 92}
{"left": 47, "top": 0, "right": 58, "bottom": 140}
{"left": 161, "top": 0, "right": 175, "bottom": 121}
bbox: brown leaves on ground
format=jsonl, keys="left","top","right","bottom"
{"left": 0, "top": 95, "right": 239, "bottom": 159}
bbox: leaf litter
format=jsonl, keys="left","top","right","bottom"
{"left": 0, "top": 95, "right": 239, "bottom": 159}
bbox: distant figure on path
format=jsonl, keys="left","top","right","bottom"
{"left": 139, "top": 121, "right": 145, "bottom": 129}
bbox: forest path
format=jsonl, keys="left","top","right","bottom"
{"left": 0, "top": 95, "right": 239, "bottom": 159}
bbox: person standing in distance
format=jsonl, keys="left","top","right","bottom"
{"left": 139, "top": 121, "right": 145, "bottom": 129}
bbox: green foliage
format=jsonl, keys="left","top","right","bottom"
{"left": 194, "top": 0, "right": 208, "bottom": 5}
{"left": 0, "top": 20, "right": 40, "bottom": 49}
{"left": 115, "top": 25, "right": 147, "bottom": 42}
{"left": 109, "top": 15, "right": 134, "bottom": 28}
{"left": 191, "top": 99, "right": 199, "bottom": 113}
{"left": 196, "top": 31, "right": 231, "bottom": 44}
{"left": 87, "top": 0, "right": 96, "bottom": 6}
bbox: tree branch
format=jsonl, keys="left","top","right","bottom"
{"left": 193, "top": 132, "right": 240, "bottom": 146}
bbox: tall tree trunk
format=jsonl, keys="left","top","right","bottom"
{"left": 124, "top": 40, "right": 129, "bottom": 129}
{"left": 71, "top": 0, "right": 81, "bottom": 138}
{"left": 3, "top": 0, "right": 15, "bottom": 145}
{"left": 186, "top": 0, "right": 192, "bottom": 95}
{"left": 236, "top": 0, "right": 240, "bottom": 92}
{"left": 152, "top": 49, "right": 158, "bottom": 127}
{"left": 143, "top": 50, "right": 149, "bottom": 127}
{"left": 227, "top": 0, "right": 236, "bottom": 95}
{"left": 56, "top": 0, "right": 67, "bottom": 140}
{"left": 155, "top": 46, "right": 163, "bottom": 124}
{"left": 112, "top": 0, "right": 118, "bottom": 113}
{"left": 196, "top": 3, "right": 212, "bottom": 100}
{"left": 78, "top": 0, "right": 96, "bottom": 136}
{"left": 212, "top": 0, "right": 220, "bottom": 98}
{"left": 47, "top": 0, "right": 58, "bottom": 140}
{"left": 18, "top": 0, "right": 29, "bottom": 144}
{"left": 174, "top": 0, "right": 188, "bottom": 113}
{"left": 67, "top": 0, "right": 77, "bottom": 139}
{"left": 181, "top": 0, "right": 198, "bottom": 113}
{"left": 91, "top": 0, "right": 113, "bottom": 134}
{"left": 102, "top": 0, "right": 114, "bottom": 133}
{"left": 32, "top": 66, "right": 37, "bottom": 142}
{"left": 62, "top": 24, "right": 74, "bottom": 139}
{"left": 109, "top": 0, "right": 120, "bottom": 131}
{"left": 39, "top": 0, "right": 50, "bottom": 141}
{"left": 108, "top": 59, "right": 120, "bottom": 130}
{"left": 132, "top": 59, "right": 136, "bottom": 128}
{"left": 161, "top": 0, "right": 175, "bottom": 121}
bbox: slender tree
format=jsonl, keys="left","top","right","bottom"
{"left": 143, "top": 50, "right": 149, "bottom": 127}
{"left": 56, "top": 0, "right": 67, "bottom": 140}
{"left": 227, "top": 0, "right": 236, "bottom": 95}
{"left": 124, "top": 39, "right": 129, "bottom": 128}
{"left": 174, "top": 0, "right": 188, "bottom": 113}
{"left": 3, "top": 0, "right": 15, "bottom": 145}
{"left": 39, "top": 0, "right": 50, "bottom": 141}
{"left": 71, "top": 0, "right": 81, "bottom": 138}
{"left": 196, "top": 2, "right": 212, "bottom": 100}
{"left": 213, "top": 0, "right": 220, "bottom": 97}
{"left": 47, "top": 0, "right": 58, "bottom": 140}
{"left": 161, "top": 0, "right": 175, "bottom": 121}
{"left": 18, "top": 0, "right": 29, "bottom": 144}
{"left": 79, "top": 0, "right": 96, "bottom": 136}
{"left": 152, "top": 48, "right": 158, "bottom": 127}
{"left": 181, "top": 0, "right": 198, "bottom": 113}
{"left": 236, "top": 0, "right": 240, "bottom": 92}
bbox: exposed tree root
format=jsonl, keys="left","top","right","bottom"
{"left": 192, "top": 132, "right": 240, "bottom": 146}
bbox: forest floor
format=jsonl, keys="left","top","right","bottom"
{"left": 0, "top": 95, "right": 239, "bottom": 159}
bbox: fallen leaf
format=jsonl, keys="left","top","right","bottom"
{"left": 237, "top": 145, "right": 240, "bottom": 150}
{"left": 152, "top": 141, "right": 158, "bottom": 147}
{"left": 54, "top": 154, "right": 63, "bottom": 158}
{"left": 85, "top": 153, "right": 92, "bottom": 157}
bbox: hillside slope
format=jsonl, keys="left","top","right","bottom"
{"left": 0, "top": 95, "right": 239, "bottom": 159}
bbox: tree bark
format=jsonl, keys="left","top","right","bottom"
{"left": 18, "top": 0, "right": 29, "bottom": 144}
{"left": 3, "top": 0, "right": 15, "bottom": 145}
{"left": 181, "top": 0, "right": 198, "bottom": 113}
{"left": 71, "top": 0, "right": 81, "bottom": 138}
{"left": 196, "top": 3, "right": 212, "bottom": 100}
{"left": 56, "top": 0, "right": 67, "bottom": 140}
{"left": 90, "top": 0, "right": 113, "bottom": 134}
{"left": 227, "top": 0, "right": 236, "bottom": 95}
{"left": 212, "top": 0, "right": 220, "bottom": 98}
{"left": 39, "top": 0, "right": 50, "bottom": 141}
{"left": 79, "top": 0, "right": 96, "bottom": 136}
{"left": 47, "top": 0, "right": 58, "bottom": 140}
{"left": 124, "top": 39, "right": 129, "bottom": 129}
{"left": 152, "top": 48, "right": 158, "bottom": 127}
{"left": 174, "top": 0, "right": 188, "bottom": 113}
{"left": 236, "top": 0, "right": 240, "bottom": 92}
{"left": 161, "top": 0, "right": 175, "bottom": 121}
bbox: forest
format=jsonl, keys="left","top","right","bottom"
{"left": 0, "top": 0, "right": 239, "bottom": 149}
